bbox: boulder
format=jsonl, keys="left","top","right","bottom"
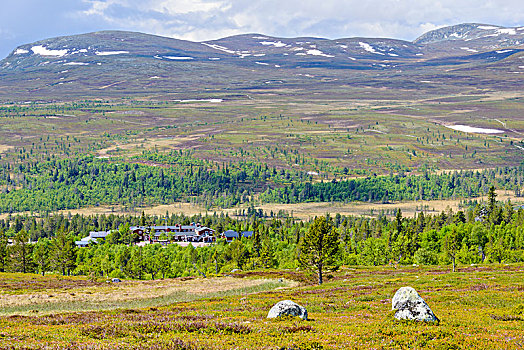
{"left": 392, "top": 287, "right": 439, "bottom": 323}
{"left": 111, "top": 278, "right": 121, "bottom": 283}
{"left": 267, "top": 300, "right": 308, "bottom": 320}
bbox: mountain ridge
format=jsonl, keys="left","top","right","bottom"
{"left": 1, "top": 23, "right": 524, "bottom": 100}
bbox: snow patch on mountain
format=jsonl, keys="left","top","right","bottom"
{"left": 63, "top": 62, "right": 89, "bottom": 66}
{"left": 359, "top": 42, "right": 384, "bottom": 55}
{"left": 461, "top": 47, "right": 478, "bottom": 53}
{"left": 31, "top": 45, "right": 68, "bottom": 57}
{"left": 202, "top": 43, "right": 236, "bottom": 54}
{"left": 497, "top": 28, "right": 517, "bottom": 35}
{"left": 477, "top": 25, "right": 499, "bottom": 30}
{"left": 306, "top": 49, "right": 334, "bottom": 57}
{"left": 450, "top": 33, "right": 464, "bottom": 39}
{"left": 260, "top": 41, "right": 286, "bottom": 48}
{"left": 14, "top": 49, "right": 29, "bottom": 55}
{"left": 163, "top": 56, "right": 194, "bottom": 60}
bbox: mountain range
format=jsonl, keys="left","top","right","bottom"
{"left": 1, "top": 23, "right": 524, "bottom": 100}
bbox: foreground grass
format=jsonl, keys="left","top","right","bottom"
{"left": 1, "top": 265, "right": 524, "bottom": 349}
{"left": 0, "top": 274, "right": 286, "bottom": 316}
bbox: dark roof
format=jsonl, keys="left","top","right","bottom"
{"left": 223, "top": 230, "right": 239, "bottom": 238}
{"left": 241, "top": 231, "right": 254, "bottom": 238}
{"left": 90, "top": 231, "right": 110, "bottom": 238}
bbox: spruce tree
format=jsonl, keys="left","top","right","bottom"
{"left": 33, "top": 238, "right": 51, "bottom": 276}
{"left": 0, "top": 231, "right": 8, "bottom": 272}
{"left": 299, "top": 216, "right": 340, "bottom": 285}
{"left": 51, "top": 226, "right": 77, "bottom": 276}
{"left": 10, "top": 229, "right": 33, "bottom": 273}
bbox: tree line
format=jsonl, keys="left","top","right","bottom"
{"left": 0, "top": 151, "right": 522, "bottom": 214}
{"left": 1, "top": 188, "right": 523, "bottom": 284}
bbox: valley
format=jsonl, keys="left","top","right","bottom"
{"left": 0, "top": 22, "right": 524, "bottom": 350}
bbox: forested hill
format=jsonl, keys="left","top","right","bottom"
{"left": 0, "top": 151, "right": 522, "bottom": 214}
{"left": 1, "top": 191, "right": 523, "bottom": 278}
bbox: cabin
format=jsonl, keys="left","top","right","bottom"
{"left": 223, "top": 230, "right": 239, "bottom": 242}
{"left": 75, "top": 230, "right": 111, "bottom": 247}
{"left": 130, "top": 223, "right": 216, "bottom": 244}
{"left": 222, "top": 230, "right": 253, "bottom": 242}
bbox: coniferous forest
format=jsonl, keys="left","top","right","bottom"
{"left": 2, "top": 186, "right": 523, "bottom": 280}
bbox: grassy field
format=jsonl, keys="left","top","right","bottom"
{"left": 0, "top": 273, "right": 289, "bottom": 316}
{"left": 1, "top": 265, "right": 523, "bottom": 349}
{"left": 1, "top": 89, "right": 523, "bottom": 176}
{"left": 1, "top": 189, "right": 516, "bottom": 221}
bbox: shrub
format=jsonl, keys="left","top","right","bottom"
{"left": 413, "top": 248, "right": 438, "bottom": 265}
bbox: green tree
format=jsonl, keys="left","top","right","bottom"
{"left": 145, "top": 246, "right": 160, "bottom": 280}
{"left": 442, "top": 226, "right": 460, "bottom": 272}
{"left": 260, "top": 239, "right": 276, "bottom": 268}
{"left": 488, "top": 186, "right": 497, "bottom": 215}
{"left": 0, "top": 231, "right": 8, "bottom": 272}
{"left": 157, "top": 249, "right": 171, "bottom": 279}
{"left": 10, "top": 229, "right": 33, "bottom": 273}
{"left": 51, "top": 227, "right": 77, "bottom": 275}
{"left": 130, "top": 247, "right": 145, "bottom": 279}
{"left": 299, "top": 216, "right": 340, "bottom": 285}
{"left": 32, "top": 238, "right": 51, "bottom": 276}
{"left": 230, "top": 239, "right": 250, "bottom": 270}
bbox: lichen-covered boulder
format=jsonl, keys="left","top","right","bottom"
{"left": 392, "top": 287, "right": 439, "bottom": 323}
{"left": 267, "top": 300, "right": 308, "bottom": 320}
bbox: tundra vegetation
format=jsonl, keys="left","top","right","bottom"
{"left": 0, "top": 264, "right": 523, "bottom": 349}
{"left": 1, "top": 30, "right": 524, "bottom": 348}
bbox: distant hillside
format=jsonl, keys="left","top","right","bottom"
{"left": 0, "top": 23, "right": 523, "bottom": 100}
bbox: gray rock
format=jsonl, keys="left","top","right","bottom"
{"left": 267, "top": 300, "right": 308, "bottom": 320}
{"left": 392, "top": 287, "right": 439, "bottom": 323}
{"left": 111, "top": 278, "right": 121, "bottom": 283}
{"left": 231, "top": 269, "right": 241, "bottom": 273}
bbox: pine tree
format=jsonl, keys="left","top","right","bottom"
{"left": 488, "top": 186, "right": 497, "bottom": 215}
{"left": 0, "top": 231, "right": 8, "bottom": 272}
{"left": 299, "top": 216, "right": 340, "bottom": 285}
{"left": 51, "top": 226, "right": 77, "bottom": 276}
{"left": 260, "top": 239, "right": 276, "bottom": 268}
{"left": 10, "top": 229, "right": 33, "bottom": 273}
{"left": 33, "top": 238, "right": 51, "bottom": 276}
{"left": 442, "top": 226, "right": 460, "bottom": 272}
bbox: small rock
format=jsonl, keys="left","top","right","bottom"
{"left": 231, "top": 269, "right": 241, "bottom": 273}
{"left": 392, "top": 287, "right": 439, "bottom": 323}
{"left": 267, "top": 300, "right": 308, "bottom": 320}
{"left": 278, "top": 278, "right": 284, "bottom": 283}
{"left": 111, "top": 278, "right": 121, "bottom": 283}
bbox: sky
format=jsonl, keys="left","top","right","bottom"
{"left": 1, "top": 0, "right": 524, "bottom": 58}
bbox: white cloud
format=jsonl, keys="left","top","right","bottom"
{"left": 2, "top": 0, "right": 524, "bottom": 59}
{"left": 75, "top": 0, "right": 524, "bottom": 42}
